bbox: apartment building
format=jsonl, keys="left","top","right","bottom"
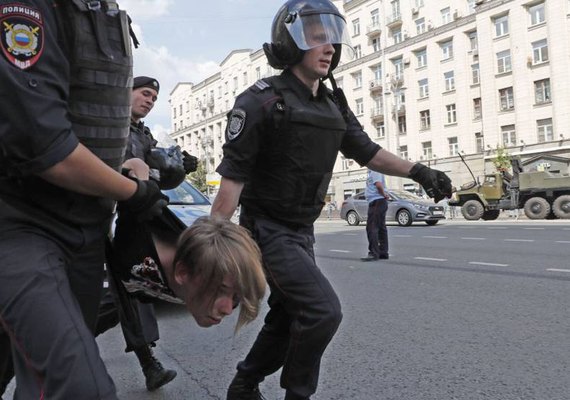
{"left": 170, "top": 0, "right": 570, "bottom": 203}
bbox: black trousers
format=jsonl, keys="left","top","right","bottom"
{"left": 0, "top": 213, "right": 117, "bottom": 400}
{"left": 366, "top": 198, "right": 389, "bottom": 258}
{"left": 236, "top": 218, "right": 342, "bottom": 398}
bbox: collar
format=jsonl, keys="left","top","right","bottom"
{"left": 281, "top": 69, "right": 327, "bottom": 101}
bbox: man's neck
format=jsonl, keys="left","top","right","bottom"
{"left": 290, "top": 67, "right": 320, "bottom": 96}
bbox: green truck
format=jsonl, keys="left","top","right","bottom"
{"left": 449, "top": 157, "right": 570, "bottom": 220}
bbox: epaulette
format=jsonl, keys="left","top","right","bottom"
{"left": 250, "top": 79, "right": 272, "bottom": 94}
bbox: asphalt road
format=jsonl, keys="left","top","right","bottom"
{"left": 5, "top": 219, "right": 570, "bottom": 399}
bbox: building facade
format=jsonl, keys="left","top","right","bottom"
{"left": 169, "top": 0, "right": 570, "bottom": 205}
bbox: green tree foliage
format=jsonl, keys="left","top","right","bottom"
{"left": 187, "top": 162, "right": 208, "bottom": 193}
{"left": 492, "top": 146, "right": 511, "bottom": 172}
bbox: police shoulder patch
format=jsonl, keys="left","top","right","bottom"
{"left": 0, "top": 3, "right": 44, "bottom": 70}
{"left": 227, "top": 108, "right": 246, "bottom": 141}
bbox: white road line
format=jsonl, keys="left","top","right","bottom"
{"left": 330, "top": 249, "right": 350, "bottom": 253}
{"left": 423, "top": 236, "right": 448, "bottom": 239}
{"left": 414, "top": 257, "right": 447, "bottom": 262}
{"left": 393, "top": 234, "right": 412, "bottom": 238}
{"left": 343, "top": 233, "right": 358, "bottom": 236}
{"left": 523, "top": 227, "right": 545, "bottom": 230}
{"left": 461, "top": 237, "right": 486, "bottom": 240}
{"left": 556, "top": 241, "right": 570, "bottom": 244}
{"left": 504, "top": 239, "right": 534, "bottom": 242}
{"left": 469, "top": 261, "right": 510, "bottom": 267}
{"left": 547, "top": 269, "right": 570, "bottom": 273}
{"left": 488, "top": 227, "right": 508, "bottom": 230}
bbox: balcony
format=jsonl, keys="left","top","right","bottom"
{"left": 386, "top": 13, "right": 402, "bottom": 28}
{"left": 392, "top": 104, "right": 406, "bottom": 116}
{"left": 366, "top": 22, "right": 382, "bottom": 37}
{"left": 369, "top": 79, "right": 383, "bottom": 93}
{"left": 371, "top": 107, "right": 384, "bottom": 122}
{"left": 207, "top": 96, "right": 214, "bottom": 108}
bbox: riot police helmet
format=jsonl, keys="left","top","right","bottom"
{"left": 146, "top": 145, "right": 186, "bottom": 190}
{"left": 263, "top": 0, "right": 354, "bottom": 70}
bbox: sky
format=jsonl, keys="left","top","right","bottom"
{"left": 120, "top": 0, "right": 285, "bottom": 141}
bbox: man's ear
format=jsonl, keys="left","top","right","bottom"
{"left": 174, "top": 262, "right": 189, "bottom": 286}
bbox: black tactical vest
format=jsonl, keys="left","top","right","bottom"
{"left": 241, "top": 76, "right": 347, "bottom": 228}
{"left": 1, "top": 0, "right": 132, "bottom": 240}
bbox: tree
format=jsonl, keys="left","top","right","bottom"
{"left": 187, "top": 162, "right": 208, "bottom": 193}
{"left": 492, "top": 146, "right": 511, "bottom": 172}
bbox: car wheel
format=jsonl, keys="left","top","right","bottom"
{"left": 346, "top": 210, "right": 360, "bottom": 226}
{"left": 481, "top": 209, "right": 500, "bottom": 220}
{"left": 461, "top": 200, "right": 484, "bottom": 220}
{"left": 425, "top": 220, "right": 438, "bottom": 226}
{"left": 523, "top": 197, "right": 550, "bottom": 219}
{"left": 396, "top": 209, "right": 412, "bottom": 226}
{"left": 552, "top": 195, "right": 570, "bottom": 219}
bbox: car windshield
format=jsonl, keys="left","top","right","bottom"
{"left": 390, "top": 190, "right": 424, "bottom": 201}
{"left": 163, "top": 181, "right": 211, "bottom": 206}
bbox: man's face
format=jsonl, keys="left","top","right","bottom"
{"left": 294, "top": 23, "right": 335, "bottom": 80}
{"left": 131, "top": 87, "right": 158, "bottom": 120}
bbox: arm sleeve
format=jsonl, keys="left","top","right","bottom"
{"left": 339, "top": 108, "right": 381, "bottom": 167}
{"left": 0, "top": 1, "right": 78, "bottom": 177}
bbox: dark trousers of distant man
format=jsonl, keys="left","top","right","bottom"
{"left": 236, "top": 216, "right": 343, "bottom": 398}
{"left": 366, "top": 198, "right": 389, "bottom": 258}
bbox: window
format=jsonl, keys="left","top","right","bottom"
{"left": 468, "top": 31, "right": 478, "bottom": 50}
{"left": 355, "top": 98, "right": 364, "bottom": 115}
{"left": 444, "top": 71, "right": 455, "bottom": 91}
{"left": 415, "top": 0, "right": 424, "bottom": 7}
{"left": 399, "top": 145, "right": 408, "bottom": 160}
{"left": 217, "top": 86, "right": 222, "bottom": 98}
{"left": 391, "top": 0, "right": 401, "bottom": 16}
{"left": 393, "top": 58, "right": 403, "bottom": 79}
{"left": 376, "top": 122, "right": 385, "bottom": 138}
{"left": 499, "top": 87, "right": 514, "bottom": 111}
{"left": 422, "top": 141, "right": 433, "bottom": 159}
{"left": 448, "top": 137, "right": 459, "bottom": 156}
{"left": 441, "top": 39, "right": 453, "bottom": 60}
{"left": 529, "top": 2, "right": 545, "bottom": 26}
{"left": 352, "top": 18, "right": 360, "bottom": 36}
{"left": 441, "top": 7, "right": 451, "bottom": 24}
{"left": 537, "top": 118, "right": 553, "bottom": 142}
{"left": 534, "top": 78, "right": 551, "bottom": 104}
{"left": 416, "top": 18, "right": 426, "bottom": 34}
{"left": 473, "top": 98, "right": 482, "bottom": 120}
{"left": 494, "top": 15, "right": 509, "bottom": 37}
{"left": 373, "top": 65, "right": 383, "bottom": 81}
{"left": 468, "top": 0, "right": 477, "bottom": 14}
{"left": 353, "top": 71, "right": 362, "bottom": 88}
{"left": 446, "top": 104, "right": 457, "bottom": 124}
{"left": 174, "top": 123, "right": 177, "bottom": 131}
{"left": 243, "top": 71, "right": 248, "bottom": 86}
{"left": 416, "top": 48, "right": 427, "bottom": 67}
{"left": 398, "top": 116, "right": 407, "bottom": 135}
{"left": 371, "top": 9, "right": 380, "bottom": 26}
{"left": 475, "top": 132, "right": 484, "bottom": 153}
{"left": 372, "top": 38, "right": 380, "bottom": 52}
{"left": 497, "top": 50, "right": 512, "bottom": 73}
{"left": 255, "top": 67, "right": 261, "bottom": 80}
{"left": 418, "top": 78, "right": 429, "bottom": 98}
{"left": 354, "top": 44, "right": 362, "bottom": 59}
{"left": 373, "top": 97, "right": 383, "bottom": 114}
{"left": 233, "top": 76, "right": 238, "bottom": 91}
{"left": 224, "top": 81, "right": 228, "bottom": 94}
{"left": 179, "top": 104, "right": 182, "bottom": 115}
{"left": 173, "top": 107, "right": 177, "bottom": 119}
{"left": 532, "top": 39, "right": 548, "bottom": 64}
{"left": 392, "top": 28, "right": 402, "bottom": 44}
{"left": 420, "top": 110, "right": 431, "bottom": 130}
{"left": 471, "top": 63, "right": 480, "bottom": 84}
{"left": 501, "top": 125, "right": 516, "bottom": 146}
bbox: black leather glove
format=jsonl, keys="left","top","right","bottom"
{"left": 117, "top": 179, "right": 169, "bottom": 221}
{"left": 182, "top": 151, "right": 198, "bottom": 174}
{"left": 408, "top": 163, "right": 452, "bottom": 203}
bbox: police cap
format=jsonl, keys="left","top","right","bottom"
{"left": 133, "top": 76, "right": 160, "bottom": 93}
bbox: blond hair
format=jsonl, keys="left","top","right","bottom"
{"left": 173, "top": 216, "right": 266, "bottom": 331}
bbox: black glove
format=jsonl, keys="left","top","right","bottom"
{"left": 117, "top": 179, "right": 169, "bottom": 221}
{"left": 408, "top": 163, "right": 452, "bottom": 203}
{"left": 182, "top": 151, "right": 198, "bottom": 174}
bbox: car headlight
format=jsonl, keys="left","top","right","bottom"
{"left": 413, "top": 203, "right": 429, "bottom": 210}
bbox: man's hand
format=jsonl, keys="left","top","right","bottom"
{"left": 122, "top": 158, "right": 150, "bottom": 180}
{"left": 408, "top": 163, "right": 452, "bottom": 203}
{"left": 117, "top": 178, "right": 169, "bottom": 221}
{"left": 182, "top": 151, "right": 198, "bottom": 174}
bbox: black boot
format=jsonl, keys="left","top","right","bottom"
{"left": 226, "top": 373, "right": 266, "bottom": 400}
{"left": 134, "top": 345, "right": 177, "bottom": 391}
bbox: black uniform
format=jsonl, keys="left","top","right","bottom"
{"left": 0, "top": 1, "right": 132, "bottom": 398}
{"left": 96, "top": 120, "right": 161, "bottom": 351}
{"left": 217, "top": 69, "right": 380, "bottom": 398}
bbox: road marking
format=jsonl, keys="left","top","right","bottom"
{"left": 523, "top": 227, "right": 545, "bottom": 230}
{"left": 556, "top": 241, "right": 570, "bottom": 244}
{"left": 423, "top": 236, "right": 448, "bottom": 239}
{"left": 393, "top": 234, "right": 412, "bottom": 238}
{"left": 469, "top": 261, "right": 510, "bottom": 267}
{"left": 547, "top": 269, "right": 570, "bottom": 273}
{"left": 343, "top": 233, "right": 358, "bottom": 236}
{"left": 504, "top": 239, "right": 534, "bottom": 242}
{"left": 415, "top": 257, "right": 447, "bottom": 262}
{"left": 488, "top": 227, "right": 508, "bottom": 230}
{"left": 461, "top": 237, "right": 486, "bottom": 240}
{"left": 330, "top": 249, "right": 350, "bottom": 253}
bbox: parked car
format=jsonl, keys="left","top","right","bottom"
{"left": 162, "top": 180, "right": 211, "bottom": 226}
{"left": 340, "top": 189, "right": 446, "bottom": 226}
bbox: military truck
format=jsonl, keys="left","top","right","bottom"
{"left": 449, "top": 156, "right": 570, "bottom": 220}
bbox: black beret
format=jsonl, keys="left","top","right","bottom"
{"left": 133, "top": 76, "right": 160, "bottom": 93}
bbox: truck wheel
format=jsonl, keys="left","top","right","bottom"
{"left": 523, "top": 197, "right": 551, "bottom": 219}
{"left": 346, "top": 211, "right": 360, "bottom": 226}
{"left": 552, "top": 195, "right": 570, "bottom": 219}
{"left": 482, "top": 210, "right": 500, "bottom": 220}
{"left": 461, "top": 200, "right": 484, "bottom": 220}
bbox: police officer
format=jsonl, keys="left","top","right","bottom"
{"left": 211, "top": 1, "right": 453, "bottom": 399}
{"left": 96, "top": 76, "right": 198, "bottom": 391}
{"left": 0, "top": 1, "right": 167, "bottom": 399}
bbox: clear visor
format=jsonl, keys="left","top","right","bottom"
{"left": 285, "top": 13, "right": 354, "bottom": 59}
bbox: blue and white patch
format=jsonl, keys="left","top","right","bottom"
{"left": 227, "top": 108, "right": 246, "bottom": 141}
